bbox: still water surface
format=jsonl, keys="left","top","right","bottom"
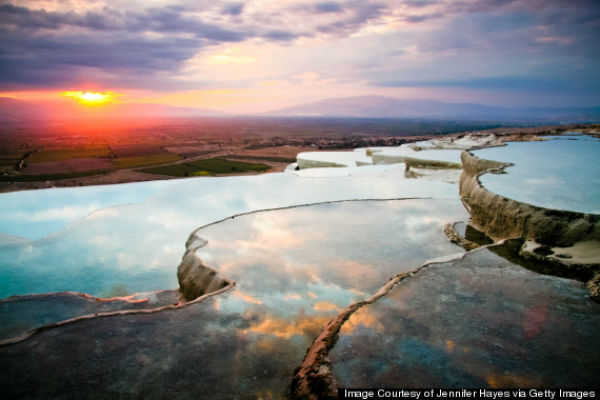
{"left": 474, "top": 134, "right": 600, "bottom": 214}
{"left": 0, "top": 172, "right": 458, "bottom": 298}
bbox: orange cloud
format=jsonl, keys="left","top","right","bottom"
{"left": 340, "top": 306, "right": 384, "bottom": 334}
{"left": 284, "top": 293, "right": 302, "bottom": 301}
{"left": 244, "top": 315, "right": 332, "bottom": 339}
{"left": 233, "top": 290, "right": 263, "bottom": 305}
{"left": 314, "top": 301, "right": 341, "bottom": 311}
{"left": 486, "top": 373, "right": 541, "bottom": 388}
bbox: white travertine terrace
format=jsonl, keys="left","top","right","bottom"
{"left": 296, "top": 149, "right": 373, "bottom": 168}
{"left": 296, "top": 134, "right": 502, "bottom": 171}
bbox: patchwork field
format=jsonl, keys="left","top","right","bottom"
{"left": 22, "top": 158, "right": 115, "bottom": 175}
{"left": 139, "top": 157, "right": 270, "bottom": 177}
{"left": 27, "top": 147, "right": 112, "bottom": 163}
{"left": 112, "top": 153, "right": 182, "bottom": 169}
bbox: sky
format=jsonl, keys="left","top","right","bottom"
{"left": 0, "top": 0, "right": 599, "bottom": 113}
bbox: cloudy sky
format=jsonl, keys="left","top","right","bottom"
{"left": 0, "top": 0, "right": 599, "bottom": 113}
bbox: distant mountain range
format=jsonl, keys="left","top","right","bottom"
{"left": 265, "top": 95, "right": 600, "bottom": 122}
{"left": 0, "top": 97, "right": 226, "bottom": 122}
{"left": 1, "top": 95, "right": 599, "bottom": 123}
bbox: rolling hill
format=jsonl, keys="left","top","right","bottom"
{"left": 265, "top": 95, "right": 600, "bottom": 122}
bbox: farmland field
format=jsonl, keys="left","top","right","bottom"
{"left": 21, "top": 158, "right": 114, "bottom": 175}
{"left": 110, "top": 145, "right": 169, "bottom": 158}
{"left": 0, "top": 153, "right": 21, "bottom": 170}
{"left": 0, "top": 169, "right": 112, "bottom": 182}
{"left": 27, "top": 148, "right": 112, "bottom": 163}
{"left": 225, "top": 154, "right": 297, "bottom": 163}
{"left": 138, "top": 157, "right": 270, "bottom": 176}
{"left": 112, "top": 153, "right": 182, "bottom": 168}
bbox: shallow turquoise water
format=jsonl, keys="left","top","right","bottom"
{"left": 0, "top": 172, "right": 459, "bottom": 298}
{"left": 0, "top": 199, "right": 466, "bottom": 299}
{"left": 0, "top": 180, "right": 178, "bottom": 240}
{"left": 473, "top": 134, "right": 600, "bottom": 214}
{"left": 194, "top": 199, "right": 467, "bottom": 322}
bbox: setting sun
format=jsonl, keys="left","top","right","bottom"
{"left": 63, "top": 91, "right": 115, "bottom": 105}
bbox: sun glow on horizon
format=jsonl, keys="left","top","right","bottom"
{"left": 63, "top": 91, "right": 115, "bottom": 105}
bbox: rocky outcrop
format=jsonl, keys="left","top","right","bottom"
{"left": 459, "top": 151, "right": 600, "bottom": 247}
{"left": 371, "top": 153, "right": 410, "bottom": 164}
{"left": 405, "top": 156, "right": 461, "bottom": 170}
{"left": 297, "top": 158, "right": 346, "bottom": 169}
{"left": 177, "top": 235, "right": 230, "bottom": 302}
{"left": 587, "top": 272, "right": 600, "bottom": 302}
{"left": 444, "top": 223, "right": 480, "bottom": 251}
{"left": 428, "top": 133, "right": 505, "bottom": 149}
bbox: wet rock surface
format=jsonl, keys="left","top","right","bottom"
{"left": 328, "top": 247, "right": 600, "bottom": 389}
{"left": 0, "top": 296, "right": 301, "bottom": 399}
{"left": 444, "top": 221, "right": 493, "bottom": 251}
{"left": 0, "top": 290, "right": 180, "bottom": 343}
{"left": 178, "top": 236, "right": 230, "bottom": 302}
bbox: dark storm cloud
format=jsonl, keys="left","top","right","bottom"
{"left": 369, "top": 0, "right": 600, "bottom": 99}
{"left": 127, "top": 8, "right": 248, "bottom": 41}
{"left": 0, "top": 0, "right": 394, "bottom": 90}
{"left": 314, "top": 1, "right": 386, "bottom": 34}
{"left": 402, "top": 0, "right": 439, "bottom": 8}
{"left": 292, "top": 1, "right": 349, "bottom": 15}
{"left": 402, "top": 13, "right": 443, "bottom": 23}
{"left": 0, "top": 3, "right": 253, "bottom": 89}
{"left": 447, "top": 0, "right": 519, "bottom": 13}
{"left": 0, "top": 4, "right": 247, "bottom": 41}
{"left": 262, "top": 30, "right": 299, "bottom": 41}
{"left": 221, "top": 3, "right": 244, "bottom": 16}
{"left": 448, "top": 0, "right": 600, "bottom": 18}
{"left": 0, "top": 4, "right": 118, "bottom": 30}
{"left": 0, "top": 25, "right": 202, "bottom": 89}
{"left": 314, "top": 2, "right": 344, "bottom": 13}
{"left": 402, "top": 0, "right": 600, "bottom": 58}
{"left": 1, "top": 0, "right": 599, "bottom": 98}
